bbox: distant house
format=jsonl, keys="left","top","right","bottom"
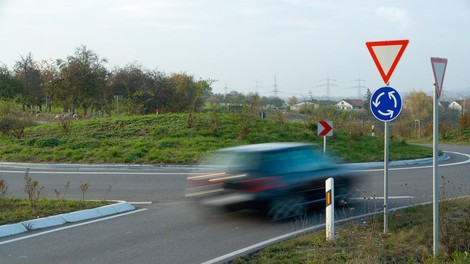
{"left": 448, "top": 100, "right": 466, "bottom": 112}
{"left": 291, "top": 100, "right": 336, "bottom": 111}
{"left": 335, "top": 99, "right": 364, "bottom": 110}
{"left": 439, "top": 101, "right": 450, "bottom": 110}
{"left": 291, "top": 101, "right": 316, "bottom": 111}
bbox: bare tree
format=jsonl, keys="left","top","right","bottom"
{"left": 13, "top": 53, "right": 42, "bottom": 112}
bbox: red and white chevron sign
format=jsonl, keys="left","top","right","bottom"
{"left": 318, "top": 120, "right": 333, "bottom": 136}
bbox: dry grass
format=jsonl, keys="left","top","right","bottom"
{"left": 233, "top": 198, "right": 470, "bottom": 264}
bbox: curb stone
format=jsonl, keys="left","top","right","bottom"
{"left": 0, "top": 201, "right": 135, "bottom": 238}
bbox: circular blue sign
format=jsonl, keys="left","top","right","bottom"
{"left": 370, "top": 86, "right": 402, "bottom": 122}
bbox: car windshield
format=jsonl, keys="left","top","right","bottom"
{"left": 201, "top": 146, "right": 334, "bottom": 175}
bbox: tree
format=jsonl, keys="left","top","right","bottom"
{"left": 39, "top": 60, "right": 61, "bottom": 113}
{"left": 363, "top": 89, "right": 372, "bottom": 110}
{"left": 0, "top": 64, "right": 23, "bottom": 99}
{"left": 167, "top": 73, "right": 212, "bottom": 113}
{"left": 287, "top": 96, "right": 298, "bottom": 107}
{"left": 0, "top": 99, "right": 32, "bottom": 138}
{"left": 13, "top": 54, "right": 42, "bottom": 111}
{"left": 404, "top": 91, "right": 433, "bottom": 123}
{"left": 400, "top": 90, "right": 433, "bottom": 137}
{"left": 108, "top": 64, "right": 155, "bottom": 114}
{"left": 58, "top": 46, "right": 108, "bottom": 115}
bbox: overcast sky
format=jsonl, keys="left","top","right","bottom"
{"left": 1, "top": 0, "right": 469, "bottom": 100}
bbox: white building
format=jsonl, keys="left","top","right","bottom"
{"left": 448, "top": 100, "right": 466, "bottom": 112}
{"left": 335, "top": 99, "right": 364, "bottom": 110}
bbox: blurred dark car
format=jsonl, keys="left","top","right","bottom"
{"left": 185, "top": 142, "right": 357, "bottom": 221}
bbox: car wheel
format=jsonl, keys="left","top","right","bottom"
{"left": 267, "top": 195, "right": 307, "bottom": 221}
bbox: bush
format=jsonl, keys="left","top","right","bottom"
{"left": 35, "top": 138, "right": 62, "bottom": 147}
{"left": 0, "top": 99, "right": 35, "bottom": 139}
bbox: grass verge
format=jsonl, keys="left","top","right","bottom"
{"left": 0, "top": 113, "right": 434, "bottom": 165}
{"left": 232, "top": 198, "right": 470, "bottom": 264}
{"left": 0, "top": 198, "right": 111, "bottom": 225}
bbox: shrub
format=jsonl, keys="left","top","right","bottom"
{"left": 35, "top": 138, "right": 62, "bottom": 147}
{"left": 0, "top": 99, "right": 37, "bottom": 139}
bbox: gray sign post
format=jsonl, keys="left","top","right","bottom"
{"left": 430, "top": 57, "right": 448, "bottom": 256}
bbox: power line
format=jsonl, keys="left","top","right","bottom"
{"left": 273, "top": 75, "right": 279, "bottom": 97}
{"left": 318, "top": 73, "right": 337, "bottom": 99}
{"left": 353, "top": 76, "right": 367, "bottom": 99}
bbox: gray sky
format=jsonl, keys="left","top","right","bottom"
{"left": 1, "top": 0, "right": 469, "bottom": 99}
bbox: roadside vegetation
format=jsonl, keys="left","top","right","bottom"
{"left": 0, "top": 113, "right": 434, "bottom": 165}
{"left": 0, "top": 176, "right": 110, "bottom": 225}
{"left": 232, "top": 198, "right": 470, "bottom": 264}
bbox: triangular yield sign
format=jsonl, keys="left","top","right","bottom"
{"left": 366, "top": 40, "right": 409, "bottom": 84}
{"left": 431, "top": 57, "right": 448, "bottom": 99}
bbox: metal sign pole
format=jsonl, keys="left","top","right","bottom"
{"left": 384, "top": 121, "right": 389, "bottom": 234}
{"left": 430, "top": 57, "right": 447, "bottom": 256}
{"left": 323, "top": 136, "right": 326, "bottom": 154}
{"left": 433, "top": 85, "right": 439, "bottom": 255}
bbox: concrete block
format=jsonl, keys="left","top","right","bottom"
{"left": 95, "top": 204, "right": 119, "bottom": 216}
{"left": 21, "top": 215, "right": 66, "bottom": 231}
{"left": 0, "top": 223, "right": 28, "bottom": 237}
{"left": 60, "top": 209, "right": 102, "bottom": 223}
{"left": 111, "top": 202, "right": 135, "bottom": 213}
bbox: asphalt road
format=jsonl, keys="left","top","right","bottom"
{"left": 0, "top": 144, "right": 469, "bottom": 264}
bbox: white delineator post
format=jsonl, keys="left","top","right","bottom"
{"left": 325, "top": 177, "right": 334, "bottom": 241}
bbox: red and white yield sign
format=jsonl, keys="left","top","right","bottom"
{"left": 318, "top": 120, "right": 333, "bottom": 136}
{"left": 366, "top": 40, "right": 409, "bottom": 84}
{"left": 431, "top": 57, "right": 448, "bottom": 99}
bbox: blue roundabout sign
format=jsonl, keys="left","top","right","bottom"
{"left": 370, "top": 86, "right": 402, "bottom": 122}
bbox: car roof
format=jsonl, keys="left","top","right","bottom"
{"left": 216, "top": 142, "right": 315, "bottom": 153}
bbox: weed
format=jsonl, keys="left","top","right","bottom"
{"left": 104, "top": 185, "right": 112, "bottom": 201}
{"left": 210, "top": 103, "right": 220, "bottom": 133}
{"left": 63, "top": 181, "right": 71, "bottom": 199}
{"left": 79, "top": 181, "right": 91, "bottom": 201}
{"left": 274, "top": 109, "right": 285, "bottom": 129}
{"left": 23, "top": 170, "right": 44, "bottom": 208}
{"left": 59, "top": 119, "right": 72, "bottom": 133}
{"left": 0, "top": 178, "right": 9, "bottom": 198}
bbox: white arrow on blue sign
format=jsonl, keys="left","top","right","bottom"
{"left": 370, "top": 86, "right": 402, "bottom": 122}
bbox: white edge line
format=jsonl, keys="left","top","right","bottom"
{"left": 0, "top": 208, "right": 147, "bottom": 246}
{"left": 128, "top": 202, "right": 153, "bottom": 205}
{"left": 202, "top": 195, "right": 470, "bottom": 264}
{"left": 359, "top": 151, "right": 470, "bottom": 172}
{"left": 0, "top": 170, "right": 197, "bottom": 175}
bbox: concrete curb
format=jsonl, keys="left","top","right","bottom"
{"left": 0, "top": 201, "right": 135, "bottom": 238}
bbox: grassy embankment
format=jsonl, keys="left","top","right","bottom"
{"left": 232, "top": 198, "right": 470, "bottom": 264}
{"left": 0, "top": 113, "right": 433, "bottom": 165}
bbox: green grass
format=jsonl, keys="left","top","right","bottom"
{"left": 0, "top": 198, "right": 110, "bottom": 225}
{"left": 0, "top": 113, "right": 434, "bottom": 165}
{"left": 233, "top": 198, "right": 470, "bottom": 264}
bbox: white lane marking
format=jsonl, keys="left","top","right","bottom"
{"left": 359, "top": 151, "right": 470, "bottom": 172}
{"left": 2, "top": 152, "right": 469, "bottom": 175}
{"left": 0, "top": 170, "right": 199, "bottom": 175}
{"left": 0, "top": 208, "right": 147, "bottom": 246}
{"left": 128, "top": 201, "right": 153, "bottom": 205}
